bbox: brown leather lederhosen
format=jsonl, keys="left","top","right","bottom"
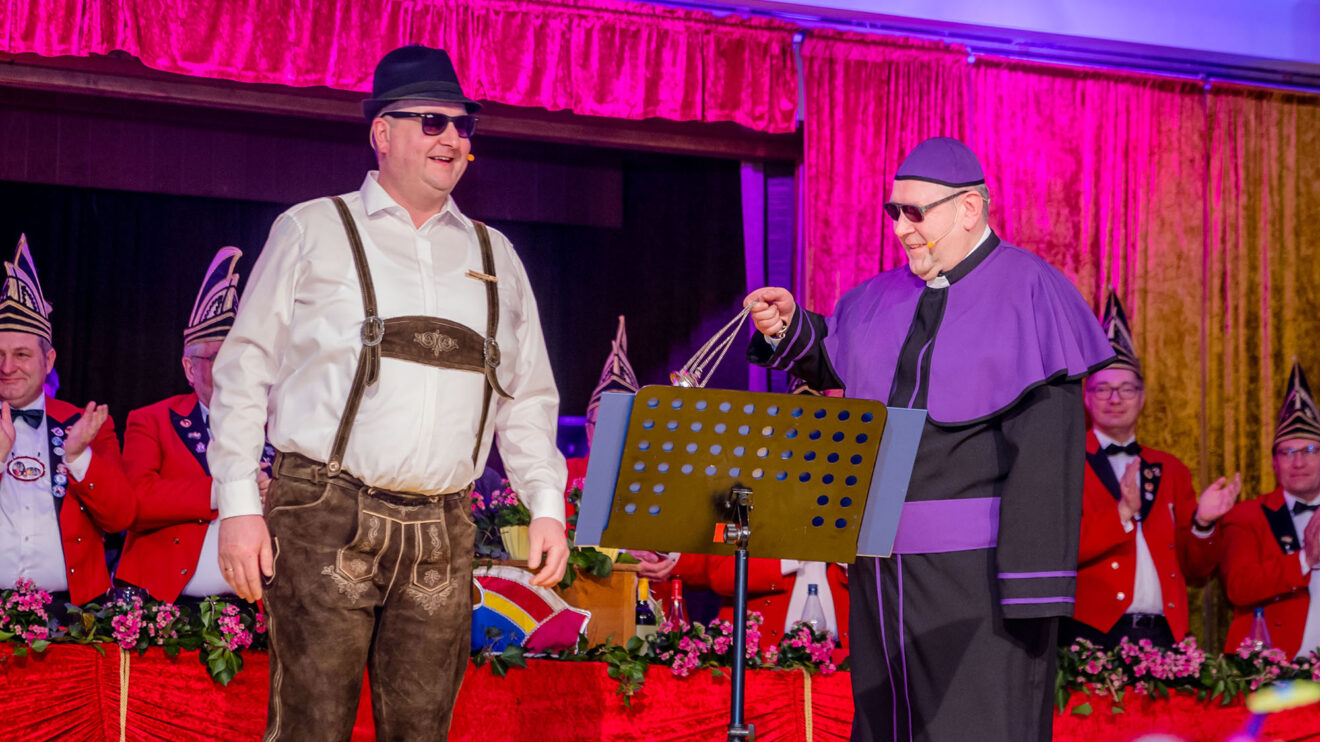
{"left": 261, "top": 198, "right": 513, "bottom": 742}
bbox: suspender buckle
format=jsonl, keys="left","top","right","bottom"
{"left": 483, "top": 337, "right": 502, "bottom": 368}
{"left": 361, "top": 316, "right": 385, "bottom": 347}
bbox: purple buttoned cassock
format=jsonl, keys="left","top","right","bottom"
{"left": 750, "top": 231, "right": 1114, "bottom": 742}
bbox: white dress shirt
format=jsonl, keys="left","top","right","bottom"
{"left": 0, "top": 396, "right": 90, "bottom": 592}
{"left": 1095, "top": 430, "right": 1165, "bottom": 615}
{"left": 209, "top": 172, "right": 566, "bottom": 523}
{"left": 181, "top": 403, "right": 230, "bottom": 597}
{"left": 1284, "top": 491, "right": 1320, "bottom": 657}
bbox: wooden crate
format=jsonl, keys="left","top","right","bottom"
{"left": 495, "top": 560, "right": 642, "bottom": 647}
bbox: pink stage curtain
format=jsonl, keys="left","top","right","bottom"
{"left": 799, "top": 29, "right": 969, "bottom": 314}
{"left": 969, "top": 57, "right": 1210, "bottom": 477}
{"left": 0, "top": 0, "right": 799, "bottom": 132}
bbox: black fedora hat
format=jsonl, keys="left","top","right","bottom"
{"left": 362, "top": 45, "right": 481, "bottom": 121}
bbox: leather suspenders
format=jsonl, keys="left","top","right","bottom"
{"left": 326, "top": 196, "right": 511, "bottom": 479}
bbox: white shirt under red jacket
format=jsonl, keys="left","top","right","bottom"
{"left": 0, "top": 396, "right": 134, "bottom": 604}
{"left": 1074, "top": 431, "right": 1222, "bottom": 640}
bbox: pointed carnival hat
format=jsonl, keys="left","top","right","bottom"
{"left": 0, "top": 234, "right": 54, "bottom": 343}
{"left": 1099, "top": 291, "right": 1142, "bottom": 379}
{"left": 183, "top": 247, "right": 243, "bottom": 348}
{"left": 1275, "top": 360, "right": 1320, "bottom": 445}
{"left": 585, "top": 316, "right": 640, "bottom": 442}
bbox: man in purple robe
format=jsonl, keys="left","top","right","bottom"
{"left": 745, "top": 137, "right": 1114, "bottom": 741}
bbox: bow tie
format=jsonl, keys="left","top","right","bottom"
{"left": 1103, "top": 442, "right": 1142, "bottom": 457}
{"left": 1294, "top": 501, "right": 1320, "bottom": 516}
{"left": 11, "top": 408, "right": 43, "bottom": 429}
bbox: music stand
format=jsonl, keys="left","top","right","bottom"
{"left": 577, "top": 385, "right": 923, "bottom": 741}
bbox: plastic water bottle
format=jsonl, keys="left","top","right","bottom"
{"left": 1248, "top": 606, "right": 1272, "bottom": 651}
{"left": 802, "top": 583, "right": 829, "bottom": 637}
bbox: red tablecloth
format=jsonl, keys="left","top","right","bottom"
{"left": 3, "top": 646, "right": 1320, "bottom": 741}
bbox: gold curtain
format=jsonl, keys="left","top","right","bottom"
{"left": 1205, "top": 85, "right": 1320, "bottom": 499}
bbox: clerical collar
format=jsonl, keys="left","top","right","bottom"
{"left": 926, "top": 226, "right": 998, "bottom": 289}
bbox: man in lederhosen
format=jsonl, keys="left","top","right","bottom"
{"left": 210, "top": 46, "right": 569, "bottom": 741}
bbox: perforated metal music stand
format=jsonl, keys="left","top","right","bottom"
{"left": 577, "top": 385, "right": 923, "bottom": 741}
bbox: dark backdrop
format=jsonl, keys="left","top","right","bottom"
{"left": 0, "top": 150, "right": 746, "bottom": 426}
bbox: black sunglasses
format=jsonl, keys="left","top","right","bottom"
{"left": 380, "top": 111, "right": 479, "bottom": 139}
{"left": 883, "top": 190, "right": 971, "bottom": 223}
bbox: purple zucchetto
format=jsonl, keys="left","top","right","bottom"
{"left": 894, "top": 137, "right": 986, "bottom": 188}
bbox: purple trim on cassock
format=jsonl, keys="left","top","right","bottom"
{"left": 891, "top": 498, "right": 999, "bottom": 554}
{"left": 998, "top": 571, "right": 1077, "bottom": 579}
{"left": 786, "top": 311, "right": 817, "bottom": 369}
{"left": 822, "top": 238, "right": 1114, "bottom": 425}
{"left": 875, "top": 559, "right": 898, "bottom": 742}
{"left": 896, "top": 554, "right": 914, "bottom": 742}
{"left": 771, "top": 310, "right": 807, "bottom": 371}
{"left": 1001, "top": 596, "right": 1076, "bottom": 605}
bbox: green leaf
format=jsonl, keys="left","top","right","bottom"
{"left": 29, "top": 640, "right": 50, "bottom": 652}
{"left": 1110, "top": 706, "right": 1124, "bottom": 715}
{"left": 1070, "top": 702, "right": 1092, "bottom": 717}
{"left": 11, "top": 646, "right": 26, "bottom": 658}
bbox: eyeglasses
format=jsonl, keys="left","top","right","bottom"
{"left": 380, "top": 111, "right": 478, "bottom": 139}
{"left": 883, "top": 190, "right": 971, "bottom": 223}
{"left": 186, "top": 353, "right": 218, "bottom": 364}
{"left": 1087, "top": 384, "right": 1144, "bottom": 400}
{"left": 1276, "top": 445, "right": 1320, "bottom": 460}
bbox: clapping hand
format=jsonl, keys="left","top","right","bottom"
{"left": 1194, "top": 472, "right": 1242, "bottom": 527}
{"left": 1117, "top": 459, "right": 1142, "bottom": 523}
{"left": 64, "top": 401, "right": 108, "bottom": 461}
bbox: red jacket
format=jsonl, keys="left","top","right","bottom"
{"left": 671, "top": 553, "right": 849, "bottom": 652}
{"left": 6, "top": 397, "right": 135, "bottom": 605}
{"left": 1074, "top": 432, "right": 1221, "bottom": 639}
{"left": 1222, "top": 489, "right": 1313, "bottom": 657}
{"left": 115, "top": 393, "right": 217, "bottom": 602}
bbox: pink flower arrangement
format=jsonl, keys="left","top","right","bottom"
{"left": 0, "top": 578, "right": 54, "bottom": 649}
{"left": 217, "top": 603, "right": 254, "bottom": 651}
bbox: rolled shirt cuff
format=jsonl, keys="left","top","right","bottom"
{"left": 524, "top": 486, "right": 567, "bottom": 526}
{"left": 217, "top": 480, "right": 264, "bottom": 520}
{"left": 64, "top": 447, "right": 92, "bottom": 482}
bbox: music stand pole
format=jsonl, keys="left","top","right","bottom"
{"left": 724, "top": 485, "right": 754, "bottom": 741}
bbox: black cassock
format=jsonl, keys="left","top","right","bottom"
{"left": 751, "top": 235, "right": 1112, "bottom": 741}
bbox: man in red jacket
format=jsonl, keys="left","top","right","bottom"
{"left": 1063, "top": 293, "right": 1239, "bottom": 650}
{"left": 115, "top": 248, "right": 271, "bottom": 603}
{"left": 1222, "top": 361, "right": 1320, "bottom": 657}
{"left": 0, "top": 235, "right": 133, "bottom": 608}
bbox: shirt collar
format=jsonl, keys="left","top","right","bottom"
{"left": 359, "top": 171, "right": 469, "bottom": 230}
{"left": 198, "top": 400, "right": 209, "bottom": 424}
{"left": 16, "top": 395, "right": 48, "bottom": 414}
{"left": 1284, "top": 492, "right": 1319, "bottom": 511}
{"left": 1093, "top": 430, "right": 1136, "bottom": 450}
